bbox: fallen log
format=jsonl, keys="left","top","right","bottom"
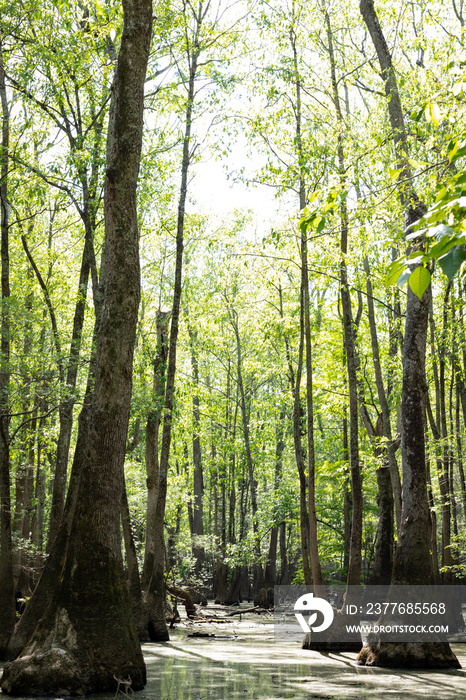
{"left": 188, "top": 632, "right": 237, "bottom": 639}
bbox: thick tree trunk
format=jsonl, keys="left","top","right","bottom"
{"left": 1, "top": 0, "right": 152, "bottom": 692}
{"left": 7, "top": 324, "right": 99, "bottom": 660}
{"left": 370, "top": 463, "right": 394, "bottom": 585}
{"left": 358, "top": 0, "right": 459, "bottom": 668}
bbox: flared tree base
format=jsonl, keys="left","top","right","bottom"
{"left": 1, "top": 617, "right": 146, "bottom": 697}
{"left": 1, "top": 604, "right": 146, "bottom": 697}
{"left": 148, "top": 618, "right": 170, "bottom": 642}
{"left": 357, "top": 641, "right": 461, "bottom": 669}
{"left": 2, "top": 648, "right": 92, "bottom": 697}
{"left": 301, "top": 612, "right": 362, "bottom": 652}
{"left": 2, "top": 648, "right": 146, "bottom": 697}
{"left": 1, "top": 549, "right": 147, "bottom": 696}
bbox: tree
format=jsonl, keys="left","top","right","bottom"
{"left": 0, "top": 0, "right": 152, "bottom": 693}
{"left": 0, "top": 38, "right": 16, "bottom": 659}
{"left": 357, "top": 0, "right": 459, "bottom": 668}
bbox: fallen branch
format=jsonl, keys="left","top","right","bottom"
{"left": 188, "top": 632, "right": 238, "bottom": 639}
{"left": 224, "top": 606, "right": 272, "bottom": 616}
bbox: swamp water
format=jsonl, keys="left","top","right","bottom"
{"left": 1, "top": 608, "right": 466, "bottom": 700}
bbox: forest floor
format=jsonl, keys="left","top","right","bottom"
{"left": 1, "top": 603, "right": 466, "bottom": 699}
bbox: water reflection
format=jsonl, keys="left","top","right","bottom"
{"left": 1, "top": 621, "right": 465, "bottom": 700}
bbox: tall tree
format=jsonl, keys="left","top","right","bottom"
{"left": 358, "top": 0, "right": 459, "bottom": 668}
{"left": 0, "top": 39, "right": 16, "bottom": 659}
{"left": 1, "top": 0, "right": 152, "bottom": 692}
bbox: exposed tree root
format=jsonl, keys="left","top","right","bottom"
{"left": 357, "top": 640, "right": 461, "bottom": 668}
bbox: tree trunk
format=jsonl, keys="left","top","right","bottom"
{"left": 13, "top": 271, "right": 35, "bottom": 598}
{"left": 1, "top": 1, "right": 152, "bottom": 692}
{"left": 363, "top": 256, "right": 402, "bottom": 533}
{"left": 46, "top": 232, "right": 93, "bottom": 551}
{"left": 282, "top": 285, "right": 312, "bottom": 585}
{"left": 425, "top": 430, "right": 441, "bottom": 584}
{"left": 358, "top": 0, "right": 459, "bottom": 668}
{"left": 44, "top": 60, "right": 107, "bottom": 551}
{"left": 187, "top": 319, "right": 205, "bottom": 574}
{"left": 455, "top": 382, "right": 466, "bottom": 522}
{"left": 325, "top": 10, "right": 362, "bottom": 589}
{"left": 122, "top": 484, "right": 147, "bottom": 640}
{"left": 290, "top": 23, "right": 323, "bottom": 590}
{"left": 0, "top": 40, "right": 16, "bottom": 659}
{"left": 438, "top": 284, "right": 453, "bottom": 583}
{"left": 342, "top": 409, "right": 351, "bottom": 575}
{"left": 141, "top": 309, "right": 169, "bottom": 591}
{"left": 145, "top": 22, "right": 200, "bottom": 642}
{"left": 264, "top": 408, "right": 285, "bottom": 587}
{"left": 230, "top": 308, "right": 263, "bottom": 592}
{"left": 7, "top": 326, "right": 98, "bottom": 660}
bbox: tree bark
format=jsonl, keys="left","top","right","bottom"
{"left": 290, "top": 22, "right": 323, "bottom": 591}
{"left": 122, "top": 483, "right": 147, "bottom": 640}
{"left": 358, "top": 0, "right": 459, "bottom": 669}
{"left": 0, "top": 40, "right": 16, "bottom": 659}
{"left": 145, "top": 12, "right": 201, "bottom": 641}
{"left": 141, "top": 310, "right": 169, "bottom": 591}
{"left": 46, "top": 231, "right": 93, "bottom": 550}
{"left": 363, "top": 256, "right": 402, "bottom": 533}
{"left": 1, "top": 0, "right": 152, "bottom": 692}
{"left": 325, "top": 10, "right": 362, "bottom": 589}
{"left": 230, "top": 308, "right": 263, "bottom": 592}
{"left": 187, "top": 318, "right": 205, "bottom": 574}
{"left": 264, "top": 407, "right": 285, "bottom": 587}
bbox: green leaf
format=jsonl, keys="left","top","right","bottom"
{"left": 388, "top": 166, "right": 403, "bottom": 181}
{"left": 385, "top": 260, "right": 405, "bottom": 287}
{"left": 316, "top": 216, "right": 326, "bottom": 234}
{"left": 300, "top": 214, "right": 314, "bottom": 234}
{"left": 407, "top": 157, "right": 425, "bottom": 169}
{"left": 406, "top": 253, "right": 426, "bottom": 264}
{"left": 425, "top": 102, "right": 442, "bottom": 126}
{"left": 435, "top": 186, "right": 448, "bottom": 202}
{"left": 432, "top": 223, "right": 454, "bottom": 240}
{"left": 408, "top": 266, "right": 431, "bottom": 299}
{"left": 437, "top": 246, "right": 466, "bottom": 280}
{"left": 429, "top": 237, "right": 457, "bottom": 259}
{"left": 447, "top": 140, "right": 458, "bottom": 163}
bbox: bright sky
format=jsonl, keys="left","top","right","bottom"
{"left": 189, "top": 156, "right": 284, "bottom": 236}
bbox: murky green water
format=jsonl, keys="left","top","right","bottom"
{"left": 2, "top": 612, "right": 466, "bottom": 699}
